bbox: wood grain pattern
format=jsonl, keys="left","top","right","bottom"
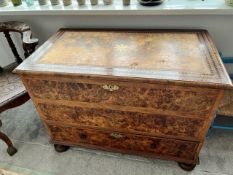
{"left": 15, "top": 29, "right": 233, "bottom": 166}
{"left": 38, "top": 32, "right": 210, "bottom": 74}
{"left": 38, "top": 103, "right": 205, "bottom": 140}
{"left": 25, "top": 78, "right": 218, "bottom": 118}
{"left": 14, "top": 29, "right": 232, "bottom": 88}
{"left": 47, "top": 124, "right": 198, "bottom": 161}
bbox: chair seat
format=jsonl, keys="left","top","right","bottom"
{"left": 0, "top": 69, "right": 26, "bottom": 108}
{"left": 218, "top": 88, "right": 233, "bottom": 117}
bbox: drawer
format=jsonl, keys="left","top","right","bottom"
{"left": 47, "top": 124, "right": 198, "bottom": 161}
{"left": 25, "top": 78, "right": 218, "bottom": 117}
{"left": 38, "top": 103, "right": 205, "bottom": 139}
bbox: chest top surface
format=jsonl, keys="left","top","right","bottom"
{"left": 15, "top": 29, "right": 232, "bottom": 88}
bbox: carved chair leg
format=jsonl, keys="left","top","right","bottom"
{"left": 3, "top": 31, "right": 23, "bottom": 64}
{"left": 0, "top": 131, "right": 17, "bottom": 156}
{"left": 22, "top": 30, "right": 39, "bottom": 58}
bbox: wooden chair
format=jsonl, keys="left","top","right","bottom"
{"left": 0, "top": 21, "right": 38, "bottom": 156}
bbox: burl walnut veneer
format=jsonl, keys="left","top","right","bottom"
{"left": 14, "top": 29, "right": 232, "bottom": 171}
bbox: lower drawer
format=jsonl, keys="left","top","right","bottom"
{"left": 47, "top": 124, "right": 199, "bottom": 162}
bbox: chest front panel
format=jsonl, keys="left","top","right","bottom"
{"left": 24, "top": 78, "right": 218, "bottom": 118}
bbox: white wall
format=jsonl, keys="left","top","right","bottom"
{"left": 0, "top": 15, "right": 233, "bottom": 72}
{"left": 0, "top": 32, "right": 25, "bottom": 67}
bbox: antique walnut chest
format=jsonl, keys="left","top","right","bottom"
{"left": 15, "top": 29, "right": 232, "bottom": 170}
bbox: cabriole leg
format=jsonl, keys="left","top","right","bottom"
{"left": 0, "top": 131, "right": 17, "bottom": 156}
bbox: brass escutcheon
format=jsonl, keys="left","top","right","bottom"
{"left": 102, "top": 84, "right": 119, "bottom": 92}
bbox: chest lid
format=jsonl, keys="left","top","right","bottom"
{"left": 15, "top": 29, "right": 232, "bottom": 88}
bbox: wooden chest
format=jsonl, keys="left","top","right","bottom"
{"left": 15, "top": 29, "right": 232, "bottom": 170}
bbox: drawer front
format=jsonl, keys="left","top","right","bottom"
{"left": 48, "top": 124, "right": 198, "bottom": 161}
{"left": 25, "top": 78, "right": 218, "bottom": 117}
{"left": 39, "top": 103, "right": 205, "bottom": 139}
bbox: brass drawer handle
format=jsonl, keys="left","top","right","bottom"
{"left": 102, "top": 84, "right": 119, "bottom": 92}
{"left": 109, "top": 133, "right": 124, "bottom": 139}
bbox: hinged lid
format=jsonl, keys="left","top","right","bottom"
{"left": 15, "top": 29, "right": 232, "bottom": 89}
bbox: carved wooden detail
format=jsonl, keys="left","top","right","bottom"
{"left": 48, "top": 124, "right": 198, "bottom": 161}
{"left": 22, "top": 30, "right": 39, "bottom": 58}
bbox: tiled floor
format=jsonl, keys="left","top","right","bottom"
{"left": 0, "top": 101, "right": 233, "bottom": 175}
